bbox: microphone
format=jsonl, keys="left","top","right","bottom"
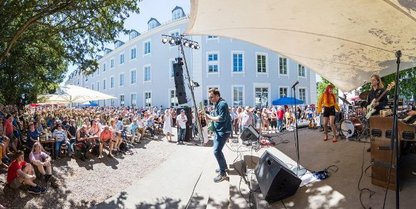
{"left": 291, "top": 81, "right": 299, "bottom": 89}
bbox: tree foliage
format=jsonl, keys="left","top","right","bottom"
{"left": 316, "top": 78, "right": 338, "bottom": 100}
{"left": 360, "top": 68, "right": 416, "bottom": 100}
{"left": 0, "top": 0, "right": 140, "bottom": 104}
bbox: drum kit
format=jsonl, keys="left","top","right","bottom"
{"left": 337, "top": 94, "right": 370, "bottom": 140}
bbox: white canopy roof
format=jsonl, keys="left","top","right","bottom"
{"left": 39, "top": 85, "right": 116, "bottom": 104}
{"left": 186, "top": 0, "right": 416, "bottom": 91}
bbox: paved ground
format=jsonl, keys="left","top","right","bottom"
{"left": 94, "top": 127, "right": 416, "bottom": 209}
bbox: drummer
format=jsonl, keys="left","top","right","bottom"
{"left": 317, "top": 84, "right": 340, "bottom": 142}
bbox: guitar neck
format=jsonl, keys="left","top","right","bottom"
{"left": 374, "top": 89, "right": 389, "bottom": 103}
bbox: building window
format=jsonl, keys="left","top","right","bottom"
{"left": 131, "top": 94, "right": 137, "bottom": 106}
{"left": 257, "top": 54, "right": 267, "bottom": 73}
{"left": 110, "top": 59, "right": 115, "bottom": 68}
{"left": 208, "top": 35, "right": 218, "bottom": 39}
{"left": 144, "top": 41, "right": 151, "bottom": 55}
{"left": 144, "top": 92, "right": 152, "bottom": 107}
{"left": 232, "top": 86, "right": 244, "bottom": 107}
{"left": 120, "top": 95, "right": 125, "bottom": 106}
{"left": 120, "top": 54, "right": 125, "bottom": 64}
{"left": 298, "top": 64, "right": 306, "bottom": 77}
{"left": 130, "top": 70, "right": 137, "bottom": 84}
{"left": 170, "top": 89, "right": 178, "bottom": 107}
{"left": 110, "top": 77, "right": 114, "bottom": 88}
{"left": 103, "top": 79, "right": 106, "bottom": 90}
{"left": 96, "top": 82, "right": 100, "bottom": 91}
{"left": 232, "top": 53, "right": 243, "bottom": 72}
{"left": 119, "top": 74, "right": 124, "bottom": 86}
{"left": 279, "top": 57, "right": 287, "bottom": 75}
{"left": 299, "top": 88, "right": 306, "bottom": 102}
{"left": 130, "top": 48, "right": 137, "bottom": 60}
{"left": 172, "top": 9, "right": 183, "bottom": 20}
{"left": 255, "top": 87, "right": 269, "bottom": 108}
{"left": 144, "top": 66, "right": 151, "bottom": 81}
{"left": 207, "top": 53, "right": 219, "bottom": 73}
{"left": 279, "top": 87, "right": 288, "bottom": 98}
{"left": 91, "top": 84, "right": 94, "bottom": 90}
{"left": 103, "top": 63, "right": 106, "bottom": 72}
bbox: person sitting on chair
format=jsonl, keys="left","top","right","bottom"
{"left": 98, "top": 126, "right": 114, "bottom": 159}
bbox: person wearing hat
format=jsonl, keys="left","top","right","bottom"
{"left": 205, "top": 89, "right": 232, "bottom": 183}
{"left": 317, "top": 84, "right": 340, "bottom": 142}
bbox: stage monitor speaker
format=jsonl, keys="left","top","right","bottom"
{"left": 255, "top": 150, "right": 301, "bottom": 203}
{"left": 173, "top": 63, "right": 187, "bottom": 104}
{"left": 240, "top": 125, "right": 260, "bottom": 141}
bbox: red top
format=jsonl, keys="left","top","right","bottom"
{"left": 277, "top": 109, "right": 284, "bottom": 120}
{"left": 7, "top": 160, "right": 26, "bottom": 184}
{"left": 100, "top": 129, "right": 113, "bottom": 141}
{"left": 3, "top": 119, "right": 13, "bottom": 136}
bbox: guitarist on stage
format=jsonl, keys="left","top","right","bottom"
{"left": 366, "top": 74, "right": 388, "bottom": 117}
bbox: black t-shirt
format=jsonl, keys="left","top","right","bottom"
{"left": 367, "top": 88, "right": 388, "bottom": 115}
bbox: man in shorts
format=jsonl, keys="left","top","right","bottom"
{"left": 7, "top": 150, "right": 46, "bottom": 194}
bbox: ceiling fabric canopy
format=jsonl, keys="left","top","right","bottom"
{"left": 186, "top": 0, "right": 416, "bottom": 92}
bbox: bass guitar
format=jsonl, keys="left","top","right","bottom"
{"left": 366, "top": 81, "right": 395, "bottom": 119}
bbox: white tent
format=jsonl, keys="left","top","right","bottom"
{"left": 38, "top": 85, "right": 116, "bottom": 104}
{"left": 186, "top": 0, "right": 416, "bottom": 92}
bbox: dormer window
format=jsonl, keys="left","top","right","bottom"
{"left": 172, "top": 6, "right": 185, "bottom": 20}
{"left": 147, "top": 18, "right": 160, "bottom": 30}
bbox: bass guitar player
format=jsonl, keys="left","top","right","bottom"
{"left": 366, "top": 74, "right": 389, "bottom": 117}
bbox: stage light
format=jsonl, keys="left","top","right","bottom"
{"left": 169, "top": 39, "right": 175, "bottom": 45}
{"left": 183, "top": 41, "right": 190, "bottom": 47}
{"left": 161, "top": 38, "right": 168, "bottom": 44}
{"left": 195, "top": 45, "right": 200, "bottom": 49}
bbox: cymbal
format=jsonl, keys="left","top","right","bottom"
{"left": 339, "top": 97, "right": 351, "bottom": 105}
{"left": 359, "top": 91, "right": 370, "bottom": 100}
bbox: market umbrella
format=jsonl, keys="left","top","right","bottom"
{"left": 186, "top": 0, "right": 416, "bottom": 92}
{"left": 38, "top": 85, "right": 116, "bottom": 104}
{"left": 272, "top": 97, "right": 304, "bottom": 105}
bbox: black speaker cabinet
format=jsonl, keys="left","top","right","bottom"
{"left": 240, "top": 125, "right": 260, "bottom": 141}
{"left": 255, "top": 150, "right": 301, "bottom": 203}
{"left": 173, "top": 63, "right": 187, "bottom": 104}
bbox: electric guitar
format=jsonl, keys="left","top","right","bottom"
{"left": 365, "top": 81, "right": 395, "bottom": 119}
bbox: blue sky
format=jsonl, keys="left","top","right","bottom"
{"left": 64, "top": 0, "right": 190, "bottom": 82}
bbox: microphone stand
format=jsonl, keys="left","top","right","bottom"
{"left": 392, "top": 50, "right": 401, "bottom": 209}
{"left": 292, "top": 82, "right": 306, "bottom": 176}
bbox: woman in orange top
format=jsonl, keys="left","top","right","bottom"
{"left": 317, "top": 84, "right": 340, "bottom": 142}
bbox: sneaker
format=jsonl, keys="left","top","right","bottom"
{"left": 36, "top": 186, "right": 47, "bottom": 194}
{"left": 98, "top": 155, "right": 104, "bottom": 159}
{"left": 27, "top": 186, "right": 41, "bottom": 194}
{"left": 215, "top": 168, "right": 229, "bottom": 173}
{"left": 213, "top": 174, "right": 227, "bottom": 183}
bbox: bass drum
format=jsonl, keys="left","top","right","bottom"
{"left": 340, "top": 119, "right": 355, "bottom": 138}
{"left": 340, "top": 117, "right": 363, "bottom": 138}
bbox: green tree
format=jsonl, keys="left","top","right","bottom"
{"left": 0, "top": 0, "right": 140, "bottom": 104}
{"left": 316, "top": 78, "right": 338, "bottom": 100}
{"left": 360, "top": 68, "right": 416, "bottom": 100}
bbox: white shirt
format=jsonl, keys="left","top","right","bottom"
{"left": 176, "top": 114, "right": 188, "bottom": 129}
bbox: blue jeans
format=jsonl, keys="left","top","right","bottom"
{"left": 213, "top": 132, "right": 230, "bottom": 175}
{"left": 55, "top": 140, "right": 71, "bottom": 157}
{"left": 178, "top": 128, "right": 186, "bottom": 142}
{"left": 277, "top": 119, "right": 283, "bottom": 131}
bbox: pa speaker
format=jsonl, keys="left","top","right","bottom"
{"left": 173, "top": 63, "right": 187, "bottom": 104}
{"left": 240, "top": 125, "right": 260, "bottom": 141}
{"left": 255, "top": 151, "right": 301, "bottom": 203}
